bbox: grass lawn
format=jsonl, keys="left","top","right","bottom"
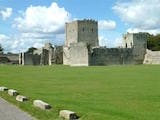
{"left": 0, "top": 65, "right": 160, "bottom": 120}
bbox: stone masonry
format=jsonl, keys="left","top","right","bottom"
{"left": 18, "top": 19, "right": 160, "bottom": 66}
{"left": 63, "top": 19, "right": 99, "bottom": 66}
{"left": 63, "top": 19, "right": 149, "bottom": 66}
{"left": 19, "top": 43, "right": 63, "bottom": 65}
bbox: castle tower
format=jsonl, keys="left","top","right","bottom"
{"left": 65, "top": 19, "right": 99, "bottom": 47}
{"left": 123, "top": 32, "right": 148, "bottom": 49}
{"left": 123, "top": 32, "right": 149, "bottom": 63}
{"left": 63, "top": 19, "right": 99, "bottom": 66}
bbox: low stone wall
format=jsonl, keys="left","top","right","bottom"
{"left": 143, "top": 49, "right": 160, "bottom": 64}
{"left": 5, "top": 54, "right": 19, "bottom": 64}
{"left": 0, "top": 54, "right": 19, "bottom": 64}
{"left": 0, "top": 56, "right": 10, "bottom": 63}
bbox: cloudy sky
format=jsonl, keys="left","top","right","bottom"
{"left": 0, "top": 0, "right": 159, "bottom": 53}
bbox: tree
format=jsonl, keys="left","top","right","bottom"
{"left": 147, "top": 34, "right": 160, "bottom": 51}
{"left": 0, "top": 44, "right": 3, "bottom": 54}
{"left": 26, "top": 47, "right": 37, "bottom": 54}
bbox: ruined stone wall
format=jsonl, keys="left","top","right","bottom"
{"left": 54, "top": 46, "right": 63, "bottom": 64}
{"left": 40, "top": 49, "right": 49, "bottom": 65}
{"left": 89, "top": 47, "right": 135, "bottom": 65}
{"left": 19, "top": 53, "right": 40, "bottom": 65}
{"left": 69, "top": 42, "right": 89, "bottom": 66}
{"left": 144, "top": 49, "right": 160, "bottom": 64}
{"left": 32, "top": 54, "right": 41, "bottom": 65}
{"left": 22, "top": 53, "right": 34, "bottom": 65}
{"left": 50, "top": 46, "right": 63, "bottom": 65}
{"left": 63, "top": 43, "right": 147, "bottom": 66}
{"left": 19, "top": 43, "right": 63, "bottom": 66}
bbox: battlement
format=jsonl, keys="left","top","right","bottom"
{"left": 78, "top": 19, "right": 97, "bottom": 23}
{"left": 66, "top": 19, "right": 97, "bottom": 24}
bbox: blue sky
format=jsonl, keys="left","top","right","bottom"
{"left": 0, "top": 0, "right": 160, "bottom": 53}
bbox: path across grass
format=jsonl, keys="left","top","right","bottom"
{"left": 0, "top": 65, "right": 160, "bottom": 120}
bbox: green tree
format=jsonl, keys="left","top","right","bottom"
{"left": 0, "top": 44, "right": 3, "bottom": 54}
{"left": 147, "top": 34, "right": 160, "bottom": 51}
{"left": 26, "top": 47, "right": 37, "bottom": 54}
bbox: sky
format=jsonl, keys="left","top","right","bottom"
{"left": 0, "top": 0, "right": 160, "bottom": 53}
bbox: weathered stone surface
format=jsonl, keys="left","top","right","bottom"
{"left": 33, "top": 100, "right": 51, "bottom": 110}
{"left": 59, "top": 110, "right": 78, "bottom": 120}
{"left": 143, "top": 49, "right": 160, "bottom": 64}
{"left": 16, "top": 95, "right": 28, "bottom": 102}
{"left": 0, "top": 86, "right": 8, "bottom": 91}
{"left": 70, "top": 42, "right": 89, "bottom": 66}
{"left": 8, "top": 89, "right": 19, "bottom": 96}
{"left": 64, "top": 20, "right": 148, "bottom": 66}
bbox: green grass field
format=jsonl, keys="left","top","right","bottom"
{"left": 0, "top": 65, "right": 160, "bottom": 120}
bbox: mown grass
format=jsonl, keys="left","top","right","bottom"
{"left": 0, "top": 65, "right": 160, "bottom": 120}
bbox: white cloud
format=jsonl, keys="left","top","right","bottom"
{"left": 0, "top": 34, "right": 15, "bottom": 52}
{"left": 99, "top": 35, "right": 122, "bottom": 48}
{"left": 14, "top": 2, "right": 71, "bottom": 33}
{"left": 0, "top": 33, "right": 51, "bottom": 53}
{"left": 0, "top": 33, "right": 65, "bottom": 53}
{"left": 0, "top": 8, "right": 12, "bottom": 20}
{"left": 99, "top": 36, "right": 108, "bottom": 46}
{"left": 127, "top": 28, "right": 160, "bottom": 35}
{"left": 0, "top": 2, "right": 72, "bottom": 53}
{"left": 114, "top": 37, "right": 123, "bottom": 48}
{"left": 0, "top": 34, "right": 10, "bottom": 41}
{"left": 98, "top": 20, "right": 116, "bottom": 30}
{"left": 98, "top": 20, "right": 117, "bottom": 47}
{"left": 113, "top": 0, "right": 160, "bottom": 31}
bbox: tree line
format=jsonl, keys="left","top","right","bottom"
{"left": 147, "top": 34, "right": 160, "bottom": 51}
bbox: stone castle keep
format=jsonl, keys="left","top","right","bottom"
{"left": 18, "top": 19, "right": 160, "bottom": 66}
